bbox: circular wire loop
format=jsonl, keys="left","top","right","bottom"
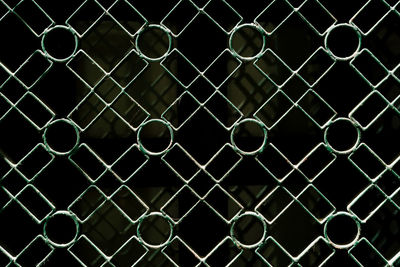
{"left": 41, "top": 25, "right": 78, "bottom": 62}
{"left": 324, "top": 211, "right": 361, "bottom": 249}
{"left": 324, "top": 23, "right": 361, "bottom": 61}
{"left": 135, "top": 24, "right": 172, "bottom": 61}
{"left": 137, "top": 119, "right": 174, "bottom": 156}
{"left": 231, "top": 118, "right": 268, "bottom": 156}
{"left": 43, "top": 118, "right": 80, "bottom": 156}
{"left": 137, "top": 212, "right": 174, "bottom": 249}
{"left": 324, "top": 117, "right": 361, "bottom": 154}
{"left": 43, "top": 210, "right": 80, "bottom": 248}
{"left": 230, "top": 211, "right": 267, "bottom": 249}
{"left": 229, "top": 23, "right": 266, "bottom": 61}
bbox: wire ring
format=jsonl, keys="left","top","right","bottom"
{"left": 324, "top": 117, "right": 361, "bottom": 154}
{"left": 43, "top": 118, "right": 80, "bottom": 156}
{"left": 230, "top": 211, "right": 267, "bottom": 249}
{"left": 229, "top": 23, "right": 266, "bottom": 61}
{"left": 41, "top": 25, "right": 78, "bottom": 62}
{"left": 137, "top": 212, "right": 174, "bottom": 249}
{"left": 324, "top": 211, "right": 361, "bottom": 249}
{"left": 43, "top": 211, "right": 80, "bottom": 248}
{"left": 324, "top": 23, "right": 361, "bottom": 61}
{"left": 135, "top": 24, "right": 172, "bottom": 61}
{"left": 231, "top": 118, "right": 268, "bottom": 156}
{"left": 137, "top": 119, "right": 174, "bottom": 156}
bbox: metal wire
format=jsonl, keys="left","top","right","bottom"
{"left": 1, "top": 0, "right": 400, "bottom": 266}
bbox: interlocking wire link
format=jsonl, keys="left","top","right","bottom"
{"left": 1, "top": 0, "right": 400, "bottom": 266}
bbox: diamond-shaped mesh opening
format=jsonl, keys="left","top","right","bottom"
{"left": 177, "top": 202, "right": 227, "bottom": 257}
{"left": 80, "top": 13, "right": 136, "bottom": 72}
{"left": 269, "top": 201, "right": 320, "bottom": 257}
{"left": 82, "top": 200, "right": 136, "bottom": 256}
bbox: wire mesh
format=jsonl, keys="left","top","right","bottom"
{"left": 1, "top": 0, "right": 400, "bottom": 266}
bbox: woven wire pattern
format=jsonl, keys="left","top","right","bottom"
{"left": 1, "top": 0, "right": 400, "bottom": 266}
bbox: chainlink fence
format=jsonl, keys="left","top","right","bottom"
{"left": 1, "top": 0, "right": 400, "bottom": 266}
